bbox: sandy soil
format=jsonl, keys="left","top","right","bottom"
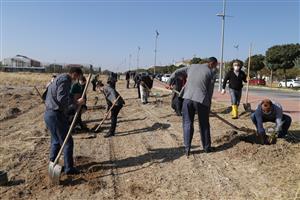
{"left": 0, "top": 72, "right": 300, "bottom": 200}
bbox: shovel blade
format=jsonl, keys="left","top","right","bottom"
{"left": 243, "top": 103, "right": 251, "bottom": 112}
{"left": 48, "top": 162, "right": 62, "bottom": 185}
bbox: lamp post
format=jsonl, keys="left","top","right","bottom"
{"left": 154, "top": 30, "right": 159, "bottom": 74}
{"left": 137, "top": 46, "right": 140, "bottom": 71}
{"left": 217, "top": 0, "right": 226, "bottom": 92}
{"left": 129, "top": 54, "right": 132, "bottom": 71}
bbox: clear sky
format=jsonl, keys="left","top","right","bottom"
{"left": 1, "top": 0, "right": 299, "bottom": 72}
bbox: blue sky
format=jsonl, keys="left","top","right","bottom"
{"left": 1, "top": 0, "right": 299, "bottom": 72}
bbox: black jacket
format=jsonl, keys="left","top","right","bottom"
{"left": 223, "top": 70, "right": 247, "bottom": 90}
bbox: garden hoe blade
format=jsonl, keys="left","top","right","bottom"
{"left": 48, "top": 161, "right": 62, "bottom": 185}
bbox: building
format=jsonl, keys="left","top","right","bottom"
{"left": 1, "top": 55, "right": 44, "bottom": 72}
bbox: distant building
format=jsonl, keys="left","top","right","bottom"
{"left": 1, "top": 55, "right": 44, "bottom": 72}
{"left": 3, "top": 55, "right": 41, "bottom": 67}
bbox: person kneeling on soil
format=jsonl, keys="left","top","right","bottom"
{"left": 251, "top": 99, "right": 292, "bottom": 144}
{"left": 96, "top": 81, "right": 125, "bottom": 138}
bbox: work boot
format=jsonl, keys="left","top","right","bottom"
{"left": 231, "top": 105, "right": 238, "bottom": 119}
{"left": 104, "top": 132, "right": 115, "bottom": 138}
{"left": 65, "top": 167, "right": 80, "bottom": 175}
{"left": 185, "top": 148, "right": 190, "bottom": 158}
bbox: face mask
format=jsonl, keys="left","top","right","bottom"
{"left": 233, "top": 66, "right": 240, "bottom": 71}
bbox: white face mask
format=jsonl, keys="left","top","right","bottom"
{"left": 233, "top": 66, "right": 240, "bottom": 71}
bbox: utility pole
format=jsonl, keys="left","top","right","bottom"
{"left": 137, "top": 46, "right": 140, "bottom": 71}
{"left": 217, "top": 0, "right": 226, "bottom": 92}
{"left": 129, "top": 54, "right": 132, "bottom": 71}
{"left": 154, "top": 30, "right": 159, "bottom": 74}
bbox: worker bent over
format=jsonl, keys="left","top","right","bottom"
{"left": 251, "top": 99, "right": 292, "bottom": 144}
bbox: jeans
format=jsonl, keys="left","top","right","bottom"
{"left": 250, "top": 113, "right": 292, "bottom": 137}
{"left": 182, "top": 99, "right": 211, "bottom": 151}
{"left": 44, "top": 110, "right": 74, "bottom": 173}
{"left": 229, "top": 88, "right": 242, "bottom": 105}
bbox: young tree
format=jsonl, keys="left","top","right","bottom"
{"left": 244, "top": 54, "right": 265, "bottom": 77}
{"left": 266, "top": 43, "right": 300, "bottom": 87}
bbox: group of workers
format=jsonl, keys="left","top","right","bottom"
{"left": 167, "top": 58, "right": 292, "bottom": 155}
{"left": 43, "top": 58, "right": 293, "bottom": 174}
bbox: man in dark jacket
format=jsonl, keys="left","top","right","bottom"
{"left": 168, "top": 75, "right": 186, "bottom": 116}
{"left": 108, "top": 71, "right": 118, "bottom": 89}
{"left": 140, "top": 74, "right": 153, "bottom": 104}
{"left": 134, "top": 73, "right": 142, "bottom": 98}
{"left": 96, "top": 81, "right": 125, "bottom": 137}
{"left": 251, "top": 99, "right": 292, "bottom": 144}
{"left": 221, "top": 59, "right": 247, "bottom": 119}
{"left": 125, "top": 71, "right": 130, "bottom": 88}
{"left": 44, "top": 67, "right": 85, "bottom": 174}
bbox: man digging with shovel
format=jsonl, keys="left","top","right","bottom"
{"left": 44, "top": 67, "right": 85, "bottom": 176}
{"left": 96, "top": 80, "right": 125, "bottom": 138}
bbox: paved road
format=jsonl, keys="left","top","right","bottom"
{"left": 213, "top": 85, "right": 300, "bottom": 122}
{"left": 221, "top": 85, "right": 300, "bottom": 101}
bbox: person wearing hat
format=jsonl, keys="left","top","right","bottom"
{"left": 221, "top": 59, "right": 247, "bottom": 119}
{"left": 167, "top": 57, "right": 218, "bottom": 156}
{"left": 251, "top": 99, "right": 292, "bottom": 144}
{"left": 44, "top": 66, "right": 85, "bottom": 174}
{"left": 96, "top": 81, "right": 125, "bottom": 137}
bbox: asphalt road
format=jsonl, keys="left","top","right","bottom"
{"left": 215, "top": 85, "right": 300, "bottom": 101}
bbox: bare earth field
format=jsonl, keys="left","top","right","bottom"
{"left": 0, "top": 72, "right": 300, "bottom": 200}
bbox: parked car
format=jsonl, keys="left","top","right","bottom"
{"left": 278, "top": 79, "right": 300, "bottom": 88}
{"left": 161, "top": 74, "right": 171, "bottom": 82}
{"left": 249, "top": 78, "right": 266, "bottom": 86}
{"left": 155, "top": 74, "right": 163, "bottom": 81}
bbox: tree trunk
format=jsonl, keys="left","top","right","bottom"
{"left": 270, "top": 69, "right": 273, "bottom": 88}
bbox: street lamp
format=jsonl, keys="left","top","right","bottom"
{"left": 129, "top": 54, "right": 132, "bottom": 71}
{"left": 217, "top": 0, "right": 226, "bottom": 92}
{"left": 154, "top": 30, "right": 159, "bottom": 74}
{"left": 137, "top": 46, "right": 140, "bottom": 71}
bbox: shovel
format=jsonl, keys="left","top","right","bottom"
{"left": 48, "top": 73, "right": 92, "bottom": 185}
{"left": 94, "top": 95, "right": 121, "bottom": 132}
{"left": 243, "top": 44, "right": 252, "bottom": 112}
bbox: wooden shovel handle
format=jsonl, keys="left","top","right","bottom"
{"left": 53, "top": 73, "right": 92, "bottom": 166}
{"left": 94, "top": 95, "right": 121, "bottom": 132}
{"left": 34, "top": 86, "right": 44, "bottom": 102}
{"left": 245, "top": 44, "right": 252, "bottom": 104}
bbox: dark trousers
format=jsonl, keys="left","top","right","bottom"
{"left": 110, "top": 105, "right": 122, "bottom": 134}
{"left": 44, "top": 110, "right": 74, "bottom": 173}
{"left": 182, "top": 99, "right": 211, "bottom": 151}
{"left": 137, "top": 83, "right": 141, "bottom": 98}
{"left": 126, "top": 80, "right": 130, "bottom": 88}
{"left": 250, "top": 113, "right": 292, "bottom": 138}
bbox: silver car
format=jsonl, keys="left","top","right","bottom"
{"left": 278, "top": 79, "right": 300, "bottom": 88}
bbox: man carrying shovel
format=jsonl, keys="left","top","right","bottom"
{"left": 96, "top": 80, "right": 125, "bottom": 138}
{"left": 44, "top": 67, "right": 85, "bottom": 175}
{"left": 221, "top": 59, "right": 247, "bottom": 119}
